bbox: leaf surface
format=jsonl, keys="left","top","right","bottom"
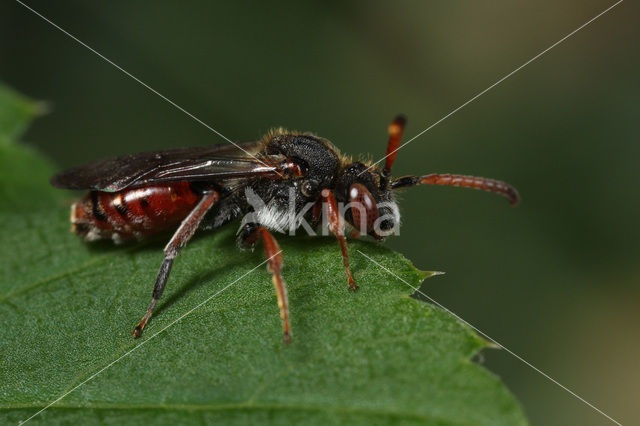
{"left": 0, "top": 85, "right": 527, "bottom": 425}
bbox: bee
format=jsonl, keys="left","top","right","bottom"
{"left": 51, "top": 116, "right": 519, "bottom": 343}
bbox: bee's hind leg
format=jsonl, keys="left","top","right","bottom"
{"left": 132, "top": 191, "right": 219, "bottom": 338}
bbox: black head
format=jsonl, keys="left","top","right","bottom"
{"left": 334, "top": 114, "right": 519, "bottom": 240}
{"left": 333, "top": 117, "right": 406, "bottom": 239}
{"left": 335, "top": 161, "right": 400, "bottom": 240}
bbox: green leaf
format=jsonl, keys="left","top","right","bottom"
{"left": 0, "top": 86, "right": 527, "bottom": 425}
{"left": 0, "top": 84, "right": 61, "bottom": 214}
{"left": 0, "top": 84, "right": 46, "bottom": 141}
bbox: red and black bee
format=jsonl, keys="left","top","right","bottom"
{"left": 51, "top": 116, "right": 519, "bottom": 343}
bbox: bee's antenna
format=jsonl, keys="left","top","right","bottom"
{"left": 391, "top": 173, "right": 520, "bottom": 206}
{"left": 383, "top": 115, "right": 407, "bottom": 178}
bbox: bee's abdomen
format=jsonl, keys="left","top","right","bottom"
{"left": 71, "top": 182, "right": 202, "bottom": 243}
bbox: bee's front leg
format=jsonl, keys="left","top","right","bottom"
{"left": 319, "top": 189, "right": 357, "bottom": 291}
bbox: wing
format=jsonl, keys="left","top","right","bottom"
{"left": 51, "top": 141, "right": 277, "bottom": 192}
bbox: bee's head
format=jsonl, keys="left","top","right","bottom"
{"left": 335, "top": 114, "right": 519, "bottom": 240}
{"left": 334, "top": 116, "right": 409, "bottom": 240}
{"left": 335, "top": 161, "right": 400, "bottom": 241}
{"left": 337, "top": 113, "right": 521, "bottom": 240}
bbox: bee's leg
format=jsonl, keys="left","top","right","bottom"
{"left": 132, "top": 190, "right": 219, "bottom": 338}
{"left": 320, "top": 189, "right": 357, "bottom": 291}
{"left": 238, "top": 223, "right": 291, "bottom": 344}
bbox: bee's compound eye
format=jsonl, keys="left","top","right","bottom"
{"left": 300, "top": 180, "right": 317, "bottom": 198}
{"left": 349, "top": 183, "right": 379, "bottom": 233}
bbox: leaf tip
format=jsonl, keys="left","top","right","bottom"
{"left": 34, "top": 100, "right": 52, "bottom": 116}
{"left": 417, "top": 269, "right": 446, "bottom": 280}
{"left": 485, "top": 340, "right": 502, "bottom": 350}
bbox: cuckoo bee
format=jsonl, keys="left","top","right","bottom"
{"left": 51, "top": 116, "right": 519, "bottom": 343}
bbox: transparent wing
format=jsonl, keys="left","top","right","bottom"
{"left": 50, "top": 142, "right": 279, "bottom": 192}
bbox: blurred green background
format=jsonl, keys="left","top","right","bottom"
{"left": 1, "top": 1, "right": 638, "bottom": 424}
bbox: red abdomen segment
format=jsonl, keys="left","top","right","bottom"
{"left": 71, "top": 182, "right": 202, "bottom": 243}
